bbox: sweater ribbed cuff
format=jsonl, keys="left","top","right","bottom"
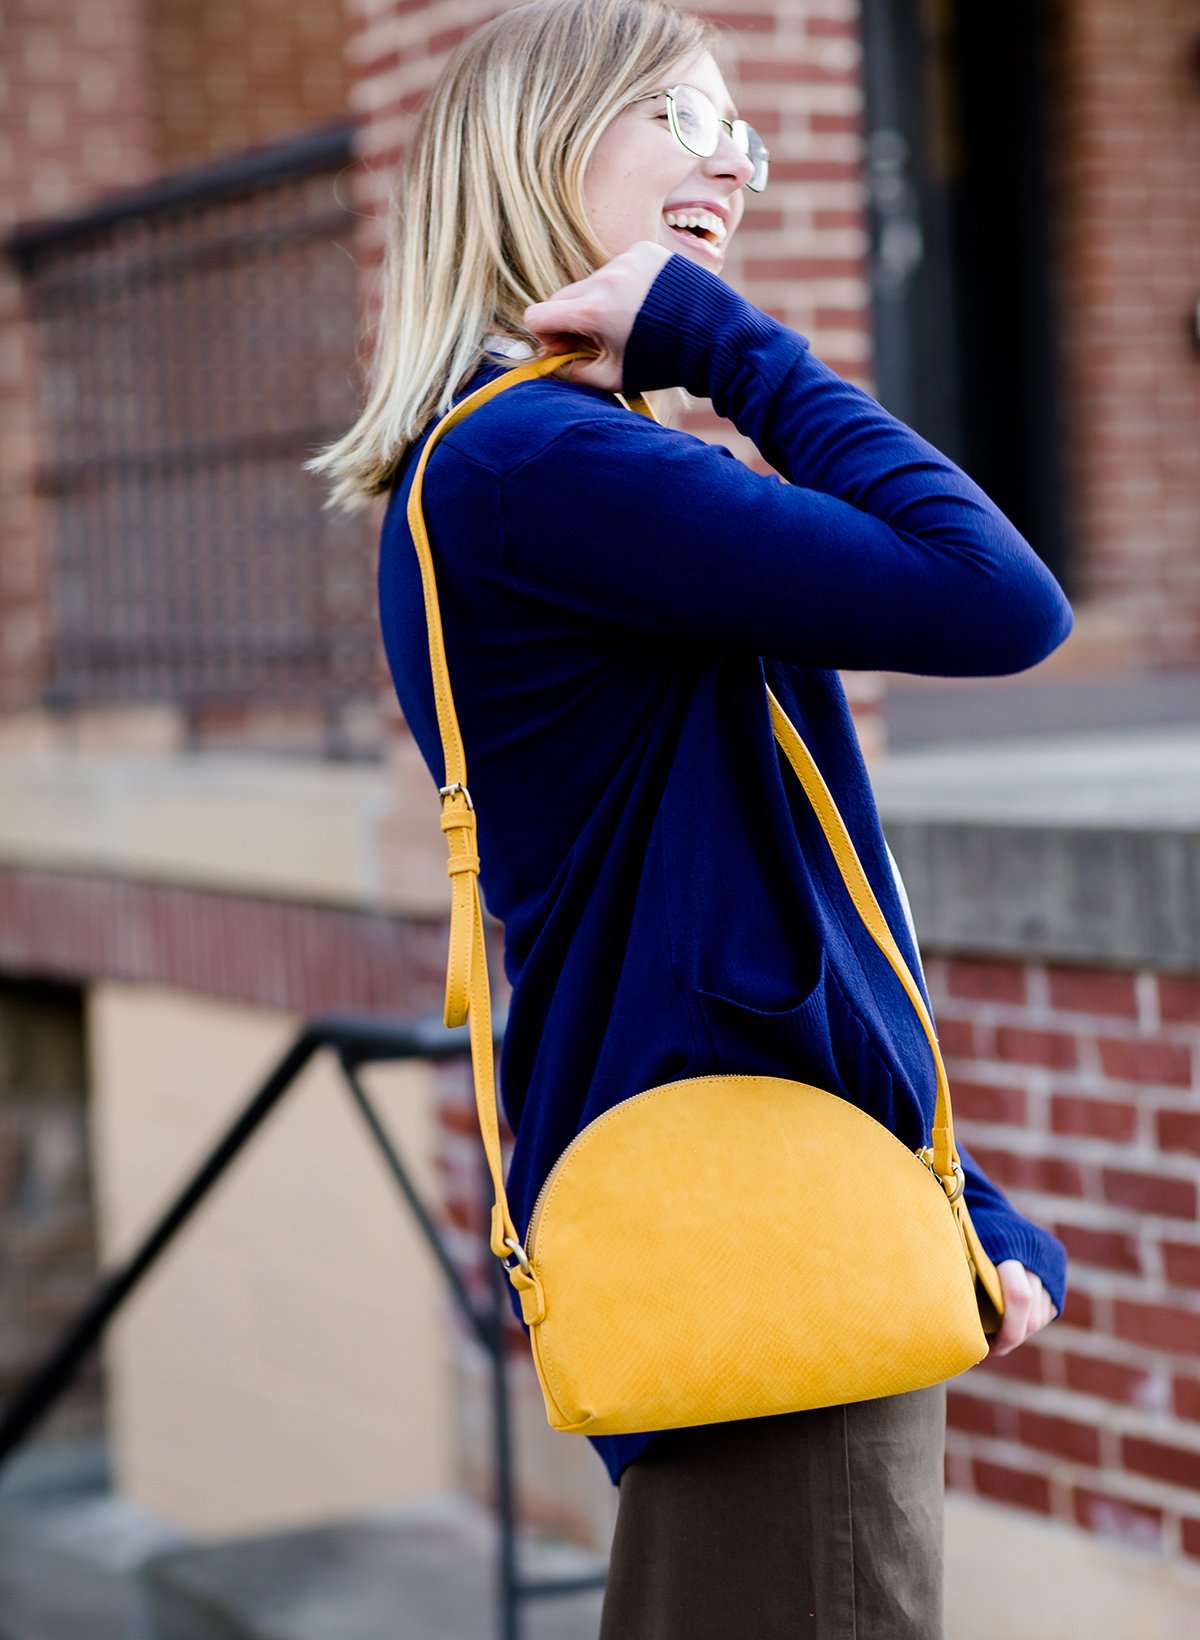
{"left": 621, "top": 251, "right": 788, "bottom": 400}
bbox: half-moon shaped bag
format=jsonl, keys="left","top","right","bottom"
{"left": 408, "top": 347, "right": 1006, "bottom": 1438}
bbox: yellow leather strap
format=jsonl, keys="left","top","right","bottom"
{"left": 404, "top": 348, "right": 962, "bottom": 1269}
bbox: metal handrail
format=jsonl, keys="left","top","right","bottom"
{"left": 0, "top": 1006, "right": 605, "bottom": 1639}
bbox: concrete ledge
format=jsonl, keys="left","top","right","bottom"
{"left": 0, "top": 738, "right": 445, "bottom": 916}
{"left": 873, "top": 730, "right": 1200, "bottom": 971}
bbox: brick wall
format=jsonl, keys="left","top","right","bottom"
{"left": 0, "top": 0, "right": 157, "bottom": 715}
{"left": 924, "top": 953, "right": 1200, "bottom": 1561}
{"left": 1045, "top": 0, "right": 1200, "bottom": 666}
{"left": 1, "top": 0, "right": 355, "bottom": 722}
{"left": 147, "top": 0, "right": 351, "bottom": 174}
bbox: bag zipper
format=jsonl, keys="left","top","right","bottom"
{"left": 517, "top": 1075, "right": 939, "bottom": 1270}
{"left": 523, "top": 1084, "right": 662, "bottom": 1262}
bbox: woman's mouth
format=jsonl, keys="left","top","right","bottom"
{"left": 661, "top": 209, "right": 726, "bottom": 259}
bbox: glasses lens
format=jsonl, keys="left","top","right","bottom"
{"left": 742, "top": 124, "right": 769, "bottom": 193}
{"left": 669, "top": 84, "right": 720, "bottom": 156}
{"left": 671, "top": 86, "right": 768, "bottom": 193}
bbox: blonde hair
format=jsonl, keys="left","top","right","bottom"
{"left": 304, "top": 0, "right": 722, "bottom": 515}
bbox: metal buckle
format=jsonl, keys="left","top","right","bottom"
{"left": 916, "top": 1147, "right": 965, "bottom": 1204}
{"left": 500, "top": 1236, "right": 531, "bottom": 1276}
{"left": 439, "top": 781, "right": 474, "bottom": 809}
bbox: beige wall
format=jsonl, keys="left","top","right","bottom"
{"left": 87, "top": 981, "right": 453, "bottom": 1534}
{"left": 946, "top": 1491, "right": 1200, "bottom": 1639}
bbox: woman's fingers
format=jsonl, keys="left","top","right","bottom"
{"left": 521, "top": 240, "right": 671, "bottom": 393}
{"left": 988, "top": 1260, "right": 1058, "bottom": 1357}
{"left": 522, "top": 293, "right": 596, "bottom": 336}
{"left": 520, "top": 295, "right": 605, "bottom": 381}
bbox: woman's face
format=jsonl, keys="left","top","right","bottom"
{"left": 583, "top": 47, "right": 755, "bottom": 271}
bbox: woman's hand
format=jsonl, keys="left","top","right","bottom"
{"left": 522, "top": 240, "right": 672, "bottom": 393}
{"left": 987, "top": 1259, "right": 1059, "bottom": 1356}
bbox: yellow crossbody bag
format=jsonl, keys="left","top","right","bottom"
{"left": 409, "top": 348, "right": 1005, "bottom": 1438}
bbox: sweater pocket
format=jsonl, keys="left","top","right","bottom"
{"left": 693, "top": 951, "right": 912, "bottom": 1142}
{"left": 693, "top": 944, "right": 839, "bottom": 1091}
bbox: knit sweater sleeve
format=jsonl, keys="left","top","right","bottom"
{"left": 956, "top": 1136, "right": 1068, "bottom": 1319}
{"left": 498, "top": 251, "right": 1072, "bottom": 676}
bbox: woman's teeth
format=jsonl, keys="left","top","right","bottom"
{"left": 662, "top": 208, "right": 726, "bottom": 251}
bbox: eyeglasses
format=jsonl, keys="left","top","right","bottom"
{"left": 631, "top": 83, "right": 769, "bottom": 193}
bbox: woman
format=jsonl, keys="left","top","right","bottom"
{"left": 307, "top": 1, "right": 1068, "bottom": 1633}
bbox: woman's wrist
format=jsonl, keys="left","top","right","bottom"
{"left": 621, "top": 251, "right": 785, "bottom": 400}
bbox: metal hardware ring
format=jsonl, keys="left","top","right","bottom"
{"left": 501, "top": 1236, "right": 531, "bottom": 1276}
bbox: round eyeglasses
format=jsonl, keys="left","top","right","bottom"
{"left": 632, "top": 83, "right": 769, "bottom": 193}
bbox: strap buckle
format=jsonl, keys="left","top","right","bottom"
{"left": 915, "top": 1147, "right": 965, "bottom": 1204}
{"left": 439, "top": 781, "right": 474, "bottom": 809}
{"left": 500, "top": 1236, "right": 531, "bottom": 1276}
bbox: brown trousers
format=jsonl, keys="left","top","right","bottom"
{"left": 597, "top": 1381, "right": 947, "bottom": 1640}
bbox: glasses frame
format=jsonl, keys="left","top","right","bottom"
{"left": 632, "top": 83, "right": 769, "bottom": 194}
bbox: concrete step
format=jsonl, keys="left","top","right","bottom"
{"left": 0, "top": 1443, "right": 607, "bottom": 1640}
{"left": 0, "top": 1437, "right": 184, "bottom": 1640}
{"left": 141, "top": 1490, "right": 608, "bottom": 1640}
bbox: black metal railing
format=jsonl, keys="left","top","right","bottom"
{"left": 0, "top": 1008, "right": 606, "bottom": 1639}
{"left": 4, "top": 121, "right": 379, "bottom": 717}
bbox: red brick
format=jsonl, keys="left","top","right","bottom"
{"left": 945, "top": 958, "right": 1029, "bottom": 1005}
{"left": 812, "top": 209, "right": 866, "bottom": 231}
{"left": 1055, "top": 1222, "right": 1142, "bottom": 1275}
{"left": 1096, "top": 1035, "right": 1193, "bottom": 1087}
{"left": 740, "top": 58, "right": 855, "bottom": 84}
{"left": 1061, "top": 1289, "right": 1096, "bottom": 1331}
{"left": 1122, "top": 1434, "right": 1200, "bottom": 1492}
{"left": 1173, "top": 1375, "right": 1200, "bottom": 1421}
{"left": 1045, "top": 964, "right": 1138, "bottom": 1018}
{"left": 1050, "top": 1093, "right": 1137, "bottom": 1142}
{"left": 443, "top": 1197, "right": 481, "bottom": 1235}
{"left": 1158, "top": 975, "right": 1200, "bottom": 1025}
{"left": 936, "top": 1016, "right": 979, "bottom": 1059}
{"left": 427, "top": 25, "right": 471, "bottom": 54}
{"left": 758, "top": 160, "right": 859, "bottom": 185}
{"left": 967, "top": 1146, "right": 1087, "bottom": 1198}
{"left": 1113, "top": 1298, "right": 1200, "bottom": 1357}
{"left": 1162, "top": 1242, "right": 1200, "bottom": 1289}
{"left": 810, "top": 112, "right": 864, "bottom": 135}
{"left": 704, "top": 10, "right": 777, "bottom": 31}
{"left": 977, "top": 1339, "right": 1049, "bottom": 1383}
{"left": 1183, "top": 1517, "right": 1200, "bottom": 1559}
{"left": 440, "top": 1101, "right": 486, "bottom": 1139}
{"left": 952, "top": 1078, "right": 1028, "bottom": 1125}
{"left": 972, "top": 1458, "right": 1052, "bottom": 1514}
{"left": 354, "top": 47, "right": 404, "bottom": 81}
{"left": 813, "top": 305, "right": 870, "bottom": 328}
{"left": 1062, "top": 1351, "right": 1156, "bottom": 1405}
{"left": 744, "top": 256, "right": 865, "bottom": 281}
{"left": 740, "top": 203, "right": 784, "bottom": 227}
{"left": 1072, "top": 1486, "right": 1163, "bottom": 1549}
{"left": 1015, "top": 1408, "right": 1102, "bottom": 1465}
{"left": 946, "top": 1391, "right": 1010, "bottom": 1438}
{"left": 1156, "top": 1108, "right": 1200, "bottom": 1156}
{"left": 1102, "top": 1167, "right": 1197, "bottom": 1220}
{"left": 995, "top": 1025, "right": 1079, "bottom": 1070}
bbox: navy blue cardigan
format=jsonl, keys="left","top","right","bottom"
{"left": 377, "top": 250, "right": 1073, "bottom": 1488}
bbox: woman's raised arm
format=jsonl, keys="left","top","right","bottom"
{"left": 503, "top": 247, "right": 1073, "bottom": 676}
